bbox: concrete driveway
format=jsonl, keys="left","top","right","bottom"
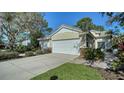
{"left": 0, "top": 53, "right": 77, "bottom": 80}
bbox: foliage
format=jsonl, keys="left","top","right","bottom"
{"left": 30, "top": 30, "right": 43, "bottom": 48}
{"left": 0, "top": 12, "right": 50, "bottom": 50}
{"left": 94, "top": 48, "right": 105, "bottom": 60}
{"left": 25, "top": 51, "right": 35, "bottom": 57}
{"left": 118, "top": 43, "right": 124, "bottom": 51}
{"left": 31, "top": 63, "right": 103, "bottom": 80}
{"left": 0, "top": 36, "right": 3, "bottom": 45}
{"left": 101, "top": 12, "right": 124, "bottom": 27}
{"left": 111, "top": 60, "right": 122, "bottom": 71}
{"left": 111, "top": 51, "right": 124, "bottom": 71}
{"left": 0, "top": 51, "right": 19, "bottom": 60}
{"left": 15, "top": 45, "right": 26, "bottom": 53}
{"left": 76, "top": 17, "right": 105, "bottom": 31}
{"left": 118, "top": 51, "right": 124, "bottom": 62}
{"left": 43, "top": 48, "right": 52, "bottom": 53}
{"left": 35, "top": 49, "right": 43, "bottom": 55}
{"left": 0, "top": 39, "right": 5, "bottom": 49}
{"left": 101, "top": 13, "right": 124, "bottom": 48}
{"left": 84, "top": 48, "right": 95, "bottom": 60}
{"left": 84, "top": 48, "right": 104, "bottom": 61}
{"left": 15, "top": 44, "right": 33, "bottom": 53}
{"left": 112, "top": 35, "right": 124, "bottom": 48}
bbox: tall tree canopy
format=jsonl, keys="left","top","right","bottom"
{"left": 76, "top": 17, "right": 105, "bottom": 31}
{"left": 101, "top": 12, "right": 124, "bottom": 27}
{"left": 0, "top": 12, "right": 51, "bottom": 49}
{"left": 101, "top": 12, "right": 124, "bottom": 46}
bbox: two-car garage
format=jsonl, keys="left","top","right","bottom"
{"left": 52, "top": 39, "right": 80, "bottom": 55}
{"left": 51, "top": 25, "right": 81, "bottom": 55}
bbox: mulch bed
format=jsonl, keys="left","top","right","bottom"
{"left": 95, "top": 67, "right": 124, "bottom": 80}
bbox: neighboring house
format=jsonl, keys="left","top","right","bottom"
{"left": 21, "top": 39, "right": 30, "bottom": 46}
{"left": 38, "top": 24, "right": 112, "bottom": 55}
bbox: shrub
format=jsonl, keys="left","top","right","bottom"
{"left": 84, "top": 48, "right": 95, "bottom": 60}
{"left": 118, "top": 51, "right": 124, "bottom": 62}
{"left": 84, "top": 48, "right": 104, "bottom": 61}
{"left": 26, "top": 44, "right": 32, "bottom": 51}
{"left": 0, "top": 51, "right": 19, "bottom": 60}
{"left": 43, "top": 48, "right": 52, "bottom": 53}
{"left": 110, "top": 51, "right": 124, "bottom": 71}
{"left": 94, "top": 48, "right": 105, "bottom": 60}
{"left": 25, "top": 51, "right": 35, "bottom": 57}
{"left": 111, "top": 60, "right": 121, "bottom": 71}
{"left": 118, "top": 43, "right": 124, "bottom": 51}
{"left": 50, "top": 75, "right": 58, "bottom": 80}
{"left": 15, "top": 45, "right": 27, "bottom": 53}
{"left": 35, "top": 49, "right": 43, "bottom": 55}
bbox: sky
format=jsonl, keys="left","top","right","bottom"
{"left": 44, "top": 12, "right": 111, "bottom": 31}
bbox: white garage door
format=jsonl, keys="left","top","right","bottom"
{"left": 52, "top": 39, "right": 80, "bottom": 55}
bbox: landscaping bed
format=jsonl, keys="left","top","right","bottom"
{"left": 95, "top": 68, "right": 124, "bottom": 80}
{"left": 31, "top": 63, "right": 103, "bottom": 80}
{"left": 0, "top": 48, "right": 51, "bottom": 62}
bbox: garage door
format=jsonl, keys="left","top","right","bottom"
{"left": 52, "top": 39, "right": 80, "bottom": 55}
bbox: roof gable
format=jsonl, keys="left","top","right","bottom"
{"left": 51, "top": 25, "right": 80, "bottom": 40}
{"left": 50, "top": 24, "right": 82, "bottom": 37}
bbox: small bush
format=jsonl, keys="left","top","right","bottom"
{"left": 43, "top": 48, "right": 52, "bottom": 53}
{"left": 110, "top": 60, "right": 123, "bottom": 71}
{"left": 35, "top": 49, "right": 43, "bottom": 55}
{"left": 84, "top": 48, "right": 104, "bottom": 61}
{"left": 110, "top": 51, "right": 124, "bottom": 71}
{"left": 84, "top": 48, "right": 95, "bottom": 60}
{"left": 118, "top": 43, "right": 124, "bottom": 51}
{"left": 0, "top": 51, "right": 19, "bottom": 60}
{"left": 118, "top": 51, "right": 124, "bottom": 62}
{"left": 25, "top": 51, "right": 35, "bottom": 57}
{"left": 15, "top": 45, "right": 27, "bottom": 53}
{"left": 94, "top": 48, "right": 105, "bottom": 60}
{"left": 50, "top": 75, "right": 58, "bottom": 80}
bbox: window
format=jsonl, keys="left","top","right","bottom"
{"left": 86, "top": 42, "right": 89, "bottom": 48}
{"left": 97, "top": 42, "right": 105, "bottom": 49}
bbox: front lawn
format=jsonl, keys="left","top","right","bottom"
{"left": 31, "top": 63, "right": 103, "bottom": 80}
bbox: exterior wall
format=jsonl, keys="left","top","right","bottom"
{"left": 79, "top": 34, "right": 86, "bottom": 48}
{"left": 95, "top": 37, "right": 111, "bottom": 49}
{"left": 22, "top": 39, "right": 30, "bottom": 46}
{"left": 39, "top": 40, "right": 51, "bottom": 49}
{"left": 47, "top": 39, "right": 52, "bottom": 48}
{"left": 79, "top": 34, "right": 94, "bottom": 48}
{"left": 51, "top": 28, "right": 80, "bottom": 40}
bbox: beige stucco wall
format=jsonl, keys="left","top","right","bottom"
{"left": 51, "top": 28, "right": 80, "bottom": 40}
{"left": 95, "top": 37, "right": 112, "bottom": 49}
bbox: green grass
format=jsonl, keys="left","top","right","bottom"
{"left": 31, "top": 63, "right": 103, "bottom": 80}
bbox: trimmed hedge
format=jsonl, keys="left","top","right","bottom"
{"left": 25, "top": 51, "right": 35, "bottom": 57}
{"left": 43, "top": 48, "right": 52, "bottom": 53}
{"left": 35, "top": 49, "right": 43, "bottom": 55}
{"left": 0, "top": 51, "right": 19, "bottom": 60}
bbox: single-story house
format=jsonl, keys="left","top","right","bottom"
{"left": 38, "top": 24, "right": 112, "bottom": 55}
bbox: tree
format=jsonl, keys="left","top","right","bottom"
{"left": 101, "top": 12, "right": 124, "bottom": 46}
{"left": 0, "top": 12, "right": 50, "bottom": 50}
{"left": 0, "top": 36, "right": 3, "bottom": 44}
{"left": 101, "top": 12, "right": 124, "bottom": 27}
{"left": 30, "top": 29, "right": 44, "bottom": 48}
{"left": 76, "top": 17, "right": 105, "bottom": 31}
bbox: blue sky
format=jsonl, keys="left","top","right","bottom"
{"left": 44, "top": 12, "right": 112, "bottom": 31}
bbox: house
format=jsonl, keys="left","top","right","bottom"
{"left": 38, "top": 24, "right": 112, "bottom": 55}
